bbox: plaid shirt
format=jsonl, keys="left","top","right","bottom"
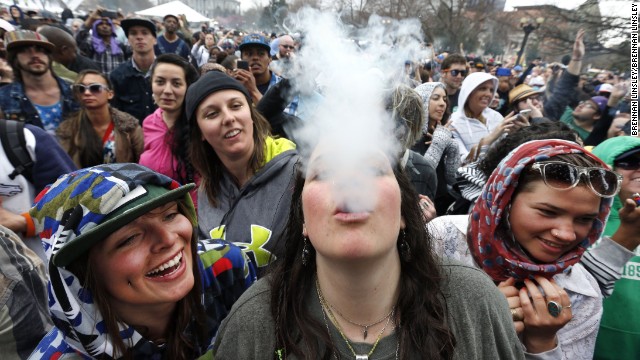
{"left": 0, "top": 226, "right": 51, "bottom": 359}
{"left": 77, "top": 29, "right": 127, "bottom": 75}
{"left": 91, "top": 45, "right": 126, "bottom": 75}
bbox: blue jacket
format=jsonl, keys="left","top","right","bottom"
{"left": 0, "top": 77, "right": 79, "bottom": 129}
{"left": 109, "top": 59, "right": 156, "bottom": 124}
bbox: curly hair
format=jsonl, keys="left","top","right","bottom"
{"left": 478, "top": 122, "right": 580, "bottom": 177}
{"left": 268, "top": 161, "right": 456, "bottom": 359}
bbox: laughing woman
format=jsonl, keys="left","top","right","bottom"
{"left": 28, "top": 163, "right": 255, "bottom": 359}
{"left": 428, "top": 139, "right": 619, "bottom": 359}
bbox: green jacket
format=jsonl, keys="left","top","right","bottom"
{"left": 591, "top": 136, "right": 640, "bottom": 360}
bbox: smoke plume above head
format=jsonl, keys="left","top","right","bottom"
{"left": 286, "top": 9, "right": 427, "bottom": 212}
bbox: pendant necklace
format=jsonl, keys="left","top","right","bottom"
{"left": 316, "top": 277, "right": 398, "bottom": 360}
{"left": 326, "top": 298, "right": 395, "bottom": 340}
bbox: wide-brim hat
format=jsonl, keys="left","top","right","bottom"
{"left": 5, "top": 30, "right": 55, "bottom": 52}
{"left": 509, "top": 84, "right": 542, "bottom": 106}
{"left": 30, "top": 163, "right": 195, "bottom": 267}
{"left": 121, "top": 18, "right": 157, "bottom": 38}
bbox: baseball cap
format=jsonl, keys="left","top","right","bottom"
{"left": 30, "top": 163, "right": 195, "bottom": 267}
{"left": 4, "top": 30, "right": 55, "bottom": 52}
{"left": 615, "top": 147, "right": 640, "bottom": 162}
{"left": 121, "top": 18, "right": 157, "bottom": 38}
{"left": 595, "top": 83, "right": 613, "bottom": 94}
{"left": 239, "top": 33, "right": 270, "bottom": 52}
{"left": 590, "top": 96, "right": 608, "bottom": 114}
{"left": 513, "top": 65, "right": 523, "bottom": 72}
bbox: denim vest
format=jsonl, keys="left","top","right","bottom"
{"left": 0, "top": 76, "right": 80, "bottom": 129}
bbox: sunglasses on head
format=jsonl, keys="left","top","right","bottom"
{"left": 444, "top": 69, "right": 468, "bottom": 77}
{"left": 531, "top": 161, "right": 622, "bottom": 198}
{"left": 614, "top": 158, "right": 640, "bottom": 171}
{"left": 73, "top": 83, "right": 109, "bottom": 95}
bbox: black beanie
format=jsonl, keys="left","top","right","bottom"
{"left": 185, "top": 71, "right": 252, "bottom": 121}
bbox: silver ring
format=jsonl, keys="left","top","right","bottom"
{"left": 547, "top": 301, "right": 563, "bottom": 317}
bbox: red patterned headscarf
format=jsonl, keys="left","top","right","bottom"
{"left": 467, "top": 139, "right": 613, "bottom": 281}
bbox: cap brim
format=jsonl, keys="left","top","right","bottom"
{"left": 615, "top": 148, "right": 640, "bottom": 162}
{"left": 52, "top": 183, "right": 195, "bottom": 267}
{"left": 239, "top": 43, "right": 271, "bottom": 52}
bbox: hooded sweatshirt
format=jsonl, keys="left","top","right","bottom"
{"left": 197, "top": 137, "right": 298, "bottom": 274}
{"left": 27, "top": 164, "right": 256, "bottom": 359}
{"left": 450, "top": 72, "right": 503, "bottom": 162}
{"left": 591, "top": 136, "right": 640, "bottom": 360}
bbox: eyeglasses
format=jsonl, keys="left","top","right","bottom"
{"left": 578, "top": 100, "right": 597, "bottom": 111}
{"left": 614, "top": 159, "right": 640, "bottom": 171}
{"left": 531, "top": 161, "right": 622, "bottom": 198}
{"left": 443, "top": 69, "right": 468, "bottom": 77}
{"left": 280, "top": 45, "right": 295, "bottom": 50}
{"left": 73, "top": 83, "right": 110, "bottom": 95}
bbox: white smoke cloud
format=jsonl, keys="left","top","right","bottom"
{"left": 284, "top": 8, "right": 427, "bottom": 210}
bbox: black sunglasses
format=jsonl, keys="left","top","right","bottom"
{"left": 73, "top": 83, "right": 110, "bottom": 95}
{"left": 280, "top": 45, "right": 295, "bottom": 50}
{"left": 444, "top": 69, "right": 468, "bottom": 77}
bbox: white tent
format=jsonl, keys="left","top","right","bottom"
{"left": 135, "top": 1, "right": 210, "bottom": 23}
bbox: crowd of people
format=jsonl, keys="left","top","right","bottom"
{"left": 0, "top": 5, "right": 637, "bottom": 360}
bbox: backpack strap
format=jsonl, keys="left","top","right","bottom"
{"left": 0, "top": 119, "right": 34, "bottom": 183}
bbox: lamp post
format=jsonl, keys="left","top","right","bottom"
{"left": 515, "top": 17, "right": 544, "bottom": 65}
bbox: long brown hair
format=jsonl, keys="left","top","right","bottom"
{"left": 62, "top": 70, "right": 113, "bottom": 167}
{"left": 68, "top": 200, "right": 206, "bottom": 359}
{"left": 269, "top": 162, "right": 456, "bottom": 359}
{"left": 189, "top": 98, "right": 272, "bottom": 207}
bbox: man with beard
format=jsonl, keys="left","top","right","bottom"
{"left": 0, "top": 30, "right": 79, "bottom": 135}
{"left": 110, "top": 18, "right": 157, "bottom": 123}
{"left": 559, "top": 95, "right": 608, "bottom": 141}
{"left": 154, "top": 14, "right": 190, "bottom": 60}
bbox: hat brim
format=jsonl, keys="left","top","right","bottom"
{"left": 51, "top": 183, "right": 195, "bottom": 267}
{"left": 615, "top": 147, "right": 640, "bottom": 162}
{"left": 510, "top": 89, "right": 542, "bottom": 105}
{"left": 122, "top": 19, "right": 157, "bottom": 38}
{"left": 7, "top": 40, "right": 55, "bottom": 52}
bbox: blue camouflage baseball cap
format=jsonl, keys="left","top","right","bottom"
{"left": 30, "top": 163, "right": 195, "bottom": 267}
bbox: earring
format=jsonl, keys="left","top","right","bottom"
{"left": 399, "top": 229, "right": 412, "bottom": 262}
{"left": 301, "top": 235, "right": 310, "bottom": 266}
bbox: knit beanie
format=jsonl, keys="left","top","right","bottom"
{"left": 185, "top": 71, "right": 251, "bottom": 121}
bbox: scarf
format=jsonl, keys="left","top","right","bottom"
{"left": 467, "top": 139, "right": 612, "bottom": 281}
{"left": 91, "top": 19, "right": 123, "bottom": 56}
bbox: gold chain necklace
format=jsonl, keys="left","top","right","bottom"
{"left": 316, "top": 277, "right": 396, "bottom": 360}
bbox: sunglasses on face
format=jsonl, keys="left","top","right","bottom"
{"left": 531, "top": 161, "right": 622, "bottom": 198}
{"left": 280, "top": 45, "right": 294, "bottom": 50}
{"left": 614, "top": 158, "right": 640, "bottom": 171}
{"left": 73, "top": 83, "right": 110, "bottom": 95}
{"left": 444, "top": 69, "right": 468, "bottom": 77}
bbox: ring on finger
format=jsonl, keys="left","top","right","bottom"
{"left": 565, "top": 303, "right": 572, "bottom": 309}
{"left": 547, "top": 300, "right": 563, "bottom": 317}
{"left": 511, "top": 308, "right": 523, "bottom": 321}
